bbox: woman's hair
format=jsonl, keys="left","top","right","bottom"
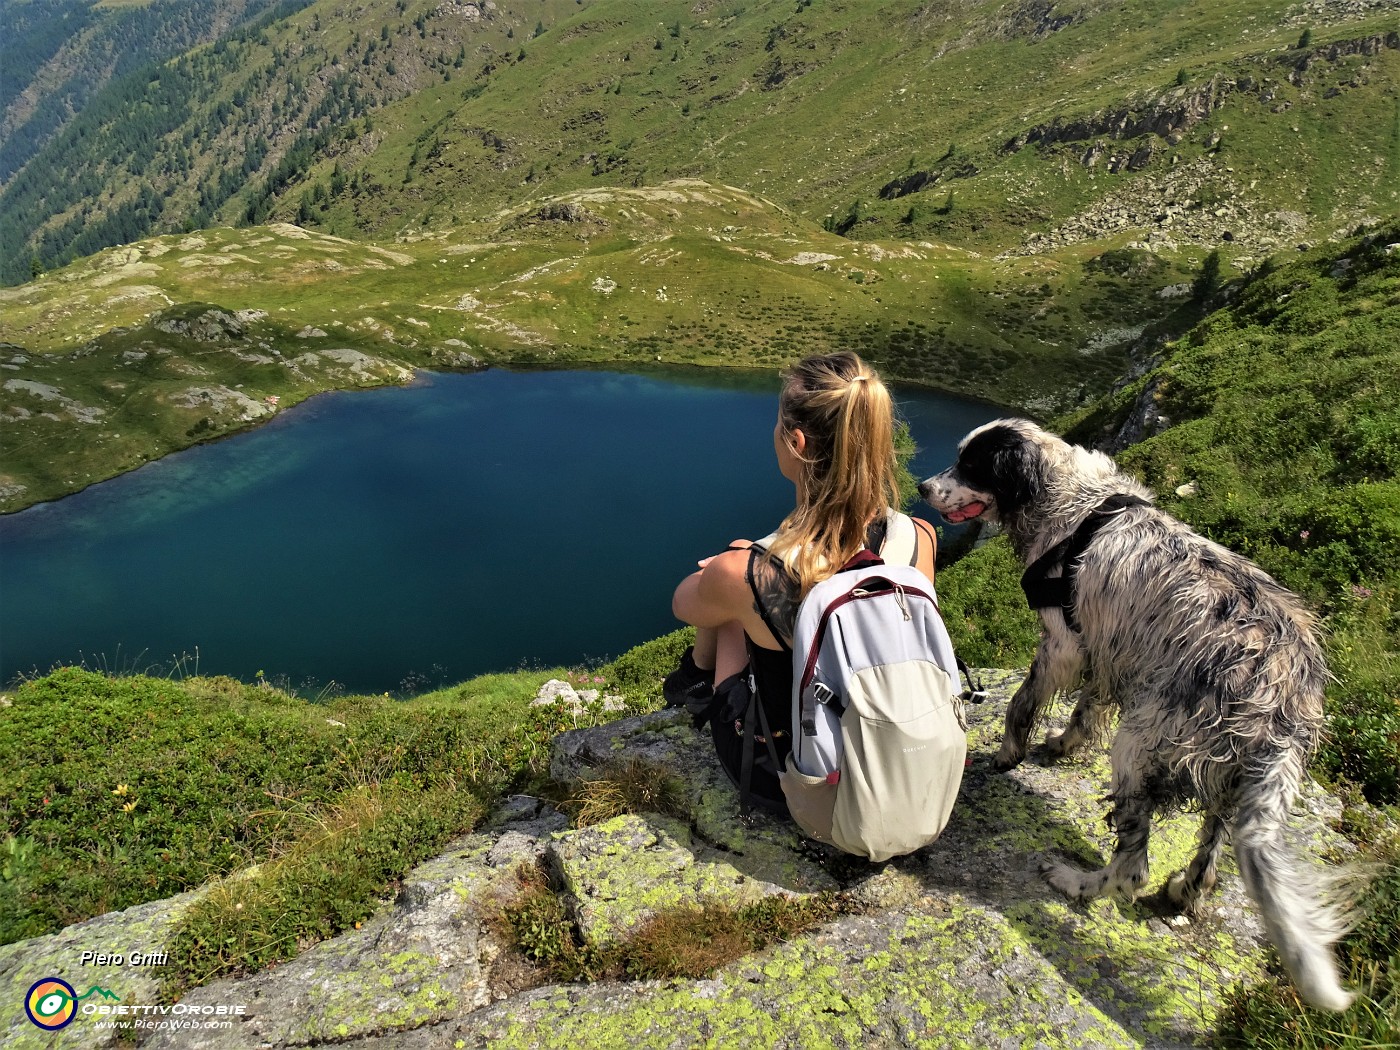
{"left": 765, "top": 351, "right": 902, "bottom": 597}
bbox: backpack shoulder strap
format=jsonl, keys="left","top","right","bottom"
{"left": 878, "top": 511, "right": 919, "bottom": 567}
{"left": 738, "top": 672, "right": 783, "bottom": 817}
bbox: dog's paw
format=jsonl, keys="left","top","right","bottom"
{"left": 1042, "top": 730, "right": 1079, "bottom": 762}
{"left": 1163, "top": 870, "right": 1213, "bottom": 918}
{"left": 1041, "top": 860, "right": 1106, "bottom": 902}
{"left": 1165, "top": 870, "right": 1188, "bottom": 906}
{"left": 991, "top": 744, "right": 1024, "bottom": 772}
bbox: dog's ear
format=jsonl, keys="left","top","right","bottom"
{"left": 959, "top": 422, "right": 1046, "bottom": 514}
{"left": 991, "top": 436, "right": 1046, "bottom": 513}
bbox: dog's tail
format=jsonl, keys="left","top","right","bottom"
{"left": 1234, "top": 757, "right": 1354, "bottom": 1013}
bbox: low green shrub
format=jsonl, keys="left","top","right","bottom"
{"left": 933, "top": 536, "right": 1041, "bottom": 668}
{"left": 0, "top": 662, "right": 633, "bottom": 979}
{"left": 1315, "top": 585, "right": 1400, "bottom": 808}
{"left": 0, "top": 669, "right": 355, "bottom": 943}
{"left": 163, "top": 779, "right": 486, "bottom": 996}
{"left": 603, "top": 627, "right": 692, "bottom": 705}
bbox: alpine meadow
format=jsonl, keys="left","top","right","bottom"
{"left": 0, "top": 1, "right": 1398, "bottom": 1047}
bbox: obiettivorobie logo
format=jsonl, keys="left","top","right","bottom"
{"left": 24, "top": 978, "right": 120, "bottom": 1030}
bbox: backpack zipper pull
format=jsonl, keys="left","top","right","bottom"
{"left": 895, "top": 584, "right": 911, "bottom": 620}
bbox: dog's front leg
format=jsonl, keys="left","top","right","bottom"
{"left": 994, "top": 631, "right": 1082, "bottom": 771}
{"left": 1044, "top": 679, "right": 1113, "bottom": 761}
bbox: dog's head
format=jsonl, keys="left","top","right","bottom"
{"left": 918, "top": 418, "right": 1052, "bottom": 526}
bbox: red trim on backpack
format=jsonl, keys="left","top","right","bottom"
{"left": 840, "top": 549, "right": 885, "bottom": 573}
{"left": 798, "top": 580, "right": 940, "bottom": 693}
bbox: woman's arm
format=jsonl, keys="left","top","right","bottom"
{"left": 672, "top": 548, "right": 755, "bottom": 629}
{"left": 913, "top": 517, "right": 937, "bottom": 586}
{"left": 673, "top": 546, "right": 784, "bottom": 652}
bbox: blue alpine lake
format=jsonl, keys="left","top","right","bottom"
{"left": 0, "top": 367, "right": 1001, "bottom": 694}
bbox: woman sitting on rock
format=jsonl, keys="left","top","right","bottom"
{"left": 667, "top": 350, "right": 938, "bottom": 812}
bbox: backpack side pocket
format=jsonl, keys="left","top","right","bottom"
{"left": 778, "top": 764, "right": 837, "bottom": 847}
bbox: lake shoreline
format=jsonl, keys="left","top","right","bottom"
{"left": 1, "top": 370, "right": 1000, "bottom": 692}
{"left": 1, "top": 354, "right": 1016, "bottom": 517}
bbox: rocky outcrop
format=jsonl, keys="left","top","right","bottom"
{"left": 533, "top": 203, "right": 598, "bottom": 224}
{"left": 1294, "top": 30, "right": 1400, "bottom": 70}
{"left": 166, "top": 385, "right": 275, "bottom": 423}
{"left": 879, "top": 160, "right": 980, "bottom": 202}
{"left": 290, "top": 349, "right": 415, "bottom": 385}
{"left": 993, "top": 0, "right": 1084, "bottom": 40}
{"left": 0, "top": 672, "right": 1350, "bottom": 1048}
{"left": 153, "top": 308, "right": 246, "bottom": 344}
{"left": 1005, "top": 77, "right": 1232, "bottom": 155}
{"left": 1, "top": 379, "right": 105, "bottom": 424}
{"left": 1005, "top": 32, "right": 1399, "bottom": 157}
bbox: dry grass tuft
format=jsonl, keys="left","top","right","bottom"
{"left": 566, "top": 757, "right": 689, "bottom": 826}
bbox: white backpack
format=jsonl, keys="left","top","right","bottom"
{"left": 775, "top": 547, "right": 969, "bottom": 862}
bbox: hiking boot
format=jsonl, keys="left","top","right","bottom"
{"left": 663, "top": 645, "right": 714, "bottom": 710}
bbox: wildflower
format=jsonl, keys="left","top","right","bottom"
{"left": 112, "top": 784, "right": 129, "bottom": 796}
{"left": 42, "top": 797, "right": 50, "bottom": 806}
{"left": 1351, "top": 584, "right": 1373, "bottom": 599}
{"left": 1299, "top": 530, "right": 1310, "bottom": 540}
{"left": 593, "top": 676, "right": 605, "bottom": 683}
{"left": 122, "top": 801, "right": 136, "bottom": 814}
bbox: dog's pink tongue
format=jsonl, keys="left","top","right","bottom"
{"left": 944, "top": 501, "right": 986, "bottom": 524}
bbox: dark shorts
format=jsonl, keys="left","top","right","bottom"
{"left": 706, "top": 668, "right": 791, "bottom": 817}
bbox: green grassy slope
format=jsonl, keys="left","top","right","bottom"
{"left": 0, "top": 184, "right": 1199, "bottom": 512}
{"left": 337, "top": 0, "right": 1399, "bottom": 252}
{"left": 3, "top": 0, "right": 1397, "bottom": 282}
{"left": 0, "top": 630, "right": 688, "bottom": 980}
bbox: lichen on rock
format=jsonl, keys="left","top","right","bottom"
{"left": 2, "top": 670, "right": 1353, "bottom": 1048}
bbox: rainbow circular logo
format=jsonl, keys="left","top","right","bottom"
{"left": 25, "top": 977, "right": 77, "bottom": 1030}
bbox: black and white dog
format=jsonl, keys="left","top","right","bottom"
{"left": 921, "top": 418, "right": 1353, "bottom": 1012}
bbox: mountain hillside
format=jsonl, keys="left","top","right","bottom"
{"left": 0, "top": 0, "right": 308, "bottom": 191}
{"left": 0, "top": 181, "right": 1198, "bottom": 511}
{"left": 2, "top": 0, "right": 1397, "bottom": 284}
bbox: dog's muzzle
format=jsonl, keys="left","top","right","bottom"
{"left": 917, "top": 473, "right": 949, "bottom": 504}
{"left": 920, "top": 471, "right": 987, "bottom": 524}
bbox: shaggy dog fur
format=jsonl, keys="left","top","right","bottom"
{"left": 920, "top": 418, "right": 1353, "bottom": 1012}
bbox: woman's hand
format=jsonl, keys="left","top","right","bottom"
{"left": 698, "top": 538, "right": 752, "bottom": 569}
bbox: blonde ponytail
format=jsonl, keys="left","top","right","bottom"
{"left": 765, "top": 352, "right": 902, "bottom": 597}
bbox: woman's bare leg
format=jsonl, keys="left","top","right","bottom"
{"left": 693, "top": 626, "right": 718, "bottom": 672}
{"left": 713, "top": 621, "right": 748, "bottom": 684}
